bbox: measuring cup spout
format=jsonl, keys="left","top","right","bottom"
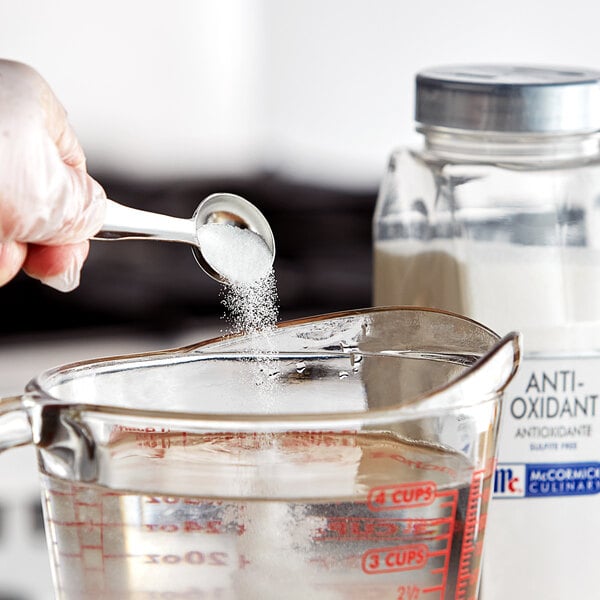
{"left": 0, "top": 395, "right": 32, "bottom": 453}
{"left": 460, "top": 331, "right": 522, "bottom": 400}
{"left": 422, "top": 331, "right": 522, "bottom": 413}
{"left": 479, "top": 331, "right": 522, "bottom": 396}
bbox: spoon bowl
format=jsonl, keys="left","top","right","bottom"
{"left": 191, "top": 193, "right": 276, "bottom": 283}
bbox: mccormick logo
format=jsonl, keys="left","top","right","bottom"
{"left": 525, "top": 462, "right": 600, "bottom": 497}
{"left": 493, "top": 462, "right": 600, "bottom": 498}
{"left": 493, "top": 464, "right": 525, "bottom": 497}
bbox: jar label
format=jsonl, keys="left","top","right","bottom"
{"left": 493, "top": 355, "right": 600, "bottom": 499}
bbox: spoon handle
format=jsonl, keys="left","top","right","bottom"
{"left": 93, "top": 199, "right": 197, "bottom": 245}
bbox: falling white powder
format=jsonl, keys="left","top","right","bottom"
{"left": 198, "top": 222, "right": 334, "bottom": 597}
{"left": 200, "top": 222, "right": 279, "bottom": 337}
{"left": 221, "top": 271, "right": 280, "bottom": 399}
{"left": 197, "top": 221, "right": 280, "bottom": 393}
{"left": 197, "top": 223, "right": 273, "bottom": 285}
{"left": 221, "top": 272, "right": 279, "bottom": 334}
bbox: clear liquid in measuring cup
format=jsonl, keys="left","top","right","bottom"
{"left": 39, "top": 431, "right": 491, "bottom": 600}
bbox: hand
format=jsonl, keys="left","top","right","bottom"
{"left": 0, "top": 59, "right": 106, "bottom": 291}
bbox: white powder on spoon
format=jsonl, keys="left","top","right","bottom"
{"left": 197, "top": 220, "right": 279, "bottom": 342}
{"left": 197, "top": 223, "right": 274, "bottom": 286}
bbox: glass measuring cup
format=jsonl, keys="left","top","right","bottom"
{"left": 0, "top": 307, "right": 520, "bottom": 600}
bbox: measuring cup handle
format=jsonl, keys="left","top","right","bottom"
{"left": 0, "top": 395, "right": 32, "bottom": 453}
{"left": 93, "top": 199, "right": 197, "bottom": 245}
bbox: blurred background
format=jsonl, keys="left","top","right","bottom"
{"left": 1, "top": 0, "right": 599, "bottom": 597}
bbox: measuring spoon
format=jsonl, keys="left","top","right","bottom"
{"left": 93, "top": 193, "right": 275, "bottom": 283}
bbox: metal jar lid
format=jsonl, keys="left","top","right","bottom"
{"left": 415, "top": 64, "right": 600, "bottom": 133}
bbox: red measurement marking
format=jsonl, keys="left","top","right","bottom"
{"left": 422, "top": 585, "right": 444, "bottom": 594}
{"left": 143, "top": 551, "right": 230, "bottom": 566}
{"left": 368, "top": 482, "right": 437, "bottom": 512}
{"left": 47, "top": 489, "right": 76, "bottom": 497}
{"left": 362, "top": 543, "right": 428, "bottom": 574}
{"left": 397, "top": 584, "right": 423, "bottom": 600}
{"left": 239, "top": 554, "right": 251, "bottom": 569}
{"left": 353, "top": 482, "right": 459, "bottom": 598}
{"left": 369, "top": 451, "right": 458, "bottom": 478}
{"left": 47, "top": 519, "right": 125, "bottom": 528}
{"left": 432, "top": 530, "right": 453, "bottom": 541}
{"left": 143, "top": 519, "right": 237, "bottom": 535}
{"left": 438, "top": 485, "right": 458, "bottom": 600}
{"left": 455, "top": 469, "right": 486, "bottom": 600}
{"left": 317, "top": 516, "right": 451, "bottom": 542}
{"left": 99, "top": 497, "right": 106, "bottom": 574}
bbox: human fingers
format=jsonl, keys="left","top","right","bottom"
{"left": 0, "top": 59, "right": 106, "bottom": 245}
{"left": 0, "top": 240, "right": 27, "bottom": 286}
{"left": 23, "top": 241, "right": 89, "bottom": 292}
{"left": 36, "top": 152, "right": 107, "bottom": 245}
{"left": 42, "top": 83, "right": 87, "bottom": 170}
